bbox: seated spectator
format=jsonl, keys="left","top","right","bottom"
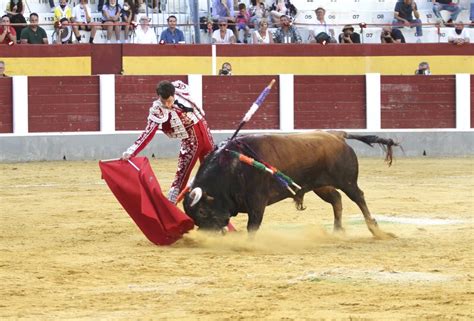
{"left": 133, "top": 15, "right": 157, "bottom": 44}
{"left": 252, "top": 18, "right": 274, "bottom": 44}
{"left": 432, "top": 0, "right": 462, "bottom": 27}
{"left": 102, "top": 0, "right": 122, "bottom": 43}
{"left": 0, "top": 15, "right": 17, "bottom": 45}
{"left": 273, "top": 14, "right": 301, "bottom": 43}
{"left": 310, "top": 7, "right": 336, "bottom": 44}
{"left": 471, "top": 0, "right": 474, "bottom": 26}
{"left": 393, "top": 0, "right": 422, "bottom": 39}
{"left": 121, "top": 0, "right": 136, "bottom": 43}
{"left": 20, "top": 13, "right": 48, "bottom": 44}
{"left": 381, "top": 25, "right": 406, "bottom": 43}
{"left": 134, "top": 0, "right": 152, "bottom": 14}
{"left": 211, "top": 0, "right": 236, "bottom": 38}
{"left": 5, "top": 0, "right": 26, "bottom": 41}
{"left": 160, "top": 15, "right": 185, "bottom": 44}
{"left": 415, "top": 61, "right": 431, "bottom": 75}
{"left": 249, "top": 1, "right": 268, "bottom": 28}
{"left": 235, "top": 3, "right": 251, "bottom": 43}
{"left": 54, "top": 0, "right": 82, "bottom": 43}
{"left": 212, "top": 18, "right": 236, "bottom": 44}
{"left": 55, "top": 17, "right": 73, "bottom": 44}
{"left": 218, "top": 62, "right": 232, "bottom": 75}
{"left": 338, "top": 24, "right": 360, "bottom": 44}
{"left": 448, "top": 21, "right": 470, "bottom": 44}
{"left": 72, "top": 0, "right": 99, "bottom": 44}
{"left": 269, "top": 0, "right": 297, "bottom": 26}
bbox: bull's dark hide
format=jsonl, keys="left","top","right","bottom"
{"left": 183, "top": 131, "right": 397, "bottom": 239}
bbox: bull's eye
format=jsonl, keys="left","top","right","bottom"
{"left": 198, "top": 208, "right": 208, "bottom": 217}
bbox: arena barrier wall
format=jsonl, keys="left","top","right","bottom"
{"left": 1, "top": 44, "right": 474, "bottom": 76}
{"left": 0, "top": 74, "right": 472, "bottom": 161}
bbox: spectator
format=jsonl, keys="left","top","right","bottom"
{"left": 0, "top": 60, "right": 6, "bottom": 76}
{"left": 273, "top": 14, "right": 302, "bottom": 43}
{"left": 235, "top": 3, "right": 251, "bottom": 43}
{"left": 218, "top": 62, "right": 232, "bottom": 75}
{"left": 470, "top": 0, "right": 474, "bottom": 26}
{"left": 249, "top": 1, "right": 268, "bottom": 28}
{"left": 269, "top": 0, "right": 297, "bottom": 26}
{"left": 121, "top": 0, "right": 136, "bottom": 43}
{"left": 211, "top": 0, "right": 236, "bottom": 38}
{"left": 338, "top": 24, "right": 360, "bottom": 44}
{"left": 72, "top": 0, "right": 99, "bottom": 44}
{"left": 393, "top": 0, "right": 423, "bottom": 40}
{"left": 102, "top": 0, "right": 122, "bottom": 43}
{"left": 20, "top": 13, "right": 48, "bottom": 44}
{"left": 252, "top": 18, "right": 274, "bottom": 44}
{"left": 381, "top": 25, "right": 406, "bottom": 43}
{"left": 160, "top": 15, "right": 185, "bottom": 44}
{"left": 432, "top": 0, "right": 462, "bottom": 27}
{"left": 5, "top": 0, "right": 26, "bottom": 40}
{"left": 448, "top": 21, "right": 470, "bottom": 44}
{"left": 212, "top": 18, "right": 236, "bottom": 44}
{"left": 310, "top": 7, "right": 336, "bottom": 44}
{"left": 0, "top": 15, "right": 16, "bottom": 45}
{"left": 53, "top": 0, "right": 82, "bottom": 43}
{"left": 133, "top": 15, "right": 157, "bottom": 44}
{"left": 55, "top": 17, "right": 73, "bottom": 44}
{"left": 415, "top": 61, "right": 431, "bottom": 75}
{"left": 134, "top": 0, "right": 152, "bottom": 14}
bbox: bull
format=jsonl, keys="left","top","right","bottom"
{"left": 183, "top": 131, "right": 398, "bottom": 239}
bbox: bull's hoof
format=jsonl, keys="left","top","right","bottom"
{"left": 372, "top": 229, "right": 397, "bottom": 240}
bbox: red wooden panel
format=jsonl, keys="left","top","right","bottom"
{"left": 294, "top": 76, "right": 366, "bottom": 129}
{"left": 115, "top": 75, "right": 188, "bottom": 130}
{"left": 471, "top": 75, "right": 474, "bottom": 129}
{"left": 202, "top": 76, "right": 279, "bottom": 130}
{"left": 28, "top": 76, "right": 100, "bottom": 132}
{"left": 91, "top": 44, "right": 122, "bottom": 75}
{"left": 381, "top": 76, "right": 455, "bottom": 129}
{"left": 0, "top": 77, "right": 12, "bottom": 133}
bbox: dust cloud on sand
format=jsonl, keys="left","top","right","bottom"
{"left": 1, "top": 158, "right": 473, "bottom": 319}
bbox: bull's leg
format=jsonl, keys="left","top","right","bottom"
{"left": 313, "top": 186, "right": 344, "bottom": 233}
{"left": 342, "top": 185, "right": 396, "bottom": 239}
{"left": 247, "top": 205, "right": 266, "bottom": 235}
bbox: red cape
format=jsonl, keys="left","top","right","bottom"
{"left": 99, "top": 157, "right": 194, "bottom": 245}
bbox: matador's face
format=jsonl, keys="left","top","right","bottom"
{"left": 159, "top": 95, "right": 175, "bottom": 109}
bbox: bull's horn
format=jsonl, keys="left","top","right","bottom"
{"left": 189, "top": 187, "right": 203, "bottom": 207}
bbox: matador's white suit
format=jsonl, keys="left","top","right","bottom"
{"left": 123, "top": 80, "right": 215, "bottom": 203}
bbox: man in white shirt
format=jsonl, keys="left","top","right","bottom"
{"left": 133, "top": 15, "right": 157, "bottom": 44}
{"left": 71, "top": 0, "right": 98, "bottom": 43}
{"left": 448, "top": 21, "right": 470, "bottom": 45}
{"left": 310, "top": 7, "right": 336, "bottom": 44}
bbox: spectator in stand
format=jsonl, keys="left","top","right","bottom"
{"left": 160, "top": 15, "right": 185, "bottom": 44}
{"left": 20, "top": 13, "right": 48, "bottom": 44}
{"left": 0, "top": 15, "right": 16, "bottom": 45}
{"left": 415, "top": 61, "right": 431, "bottom": 75}
{"left": 135, "top": 0, "right": 152, "bottom": 14}
{"left": 72, "top": 0, "right": 99, "bottom": 44}
{"left": 0, "top": 61, "right": 7, "bottom": 76}
{"left": 212, "top": 18, "right": 236, "bottom": 44}
{"left": 5, "top": 0, "right": 26, "bottom": 40}
{"left": 471, "top": 0, "right": 474, "bottom": 26}
{"left": 55, "top": 17, "right": 74, "bottom": 44}
{"left": 432, "top": 0, "right": 462, "bottom": 27}
{"left": 121, "top": 0, "right": 136, "bottom": 43}
{"left": 133, "top": 15, "right": 157, "bottom": 44}
{"left": 218, "top": 62, "right": 232, "bottom": 75}
{"left": 211, "top": 0, "right": 236, "bottom": 38}
{"left": 381, "top": 25, "right": 406, "bottom": 43}
{"left": 252, "top": 18, "right": 274, "bottom": 44}
{"left": 310, "top": 7, "right": 336, "bottom": 44}
{"left": 393, "top": 0, "right": 423, "bottom": 41}
{"left": 448, "top": 21, "right": 470, "bottom": 44}
{"left": 102, "top": 0, "right": 122, "bottom": 43}
{"left": 269, "top": 0, "right": 297, "bottom": 26}
{"left": 249, "top": 1, "right": 268, "bottom": 28}
{"left": 235, "top": 3, "right": 251, "bottom": 43}
{"left": 273, "top": 14, "right": 301, "bottom": 43}
{"left": 338, "top": 24, "right": 360, "bottom": 44}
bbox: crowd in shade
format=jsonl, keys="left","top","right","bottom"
{"left": 2, "top": 0, "right": 472, "bottom": 45}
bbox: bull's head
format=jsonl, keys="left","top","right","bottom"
{"left": 183, "top": 187, "right": 231, "bottom": 231}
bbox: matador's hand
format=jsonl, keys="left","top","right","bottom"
{"left": 121, "top": 152, "right": 132, "bottom": 160}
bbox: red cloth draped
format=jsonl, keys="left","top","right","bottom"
{"left": 99, "top": 157, "right": 194, "bottom": 245}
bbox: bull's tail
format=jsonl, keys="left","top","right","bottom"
{"left": 344, "top": 133, "right": 399, "bottom": 166}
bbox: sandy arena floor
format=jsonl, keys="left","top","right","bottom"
{"left": 1, "top": 157, "right": 473, "bottom": 320}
